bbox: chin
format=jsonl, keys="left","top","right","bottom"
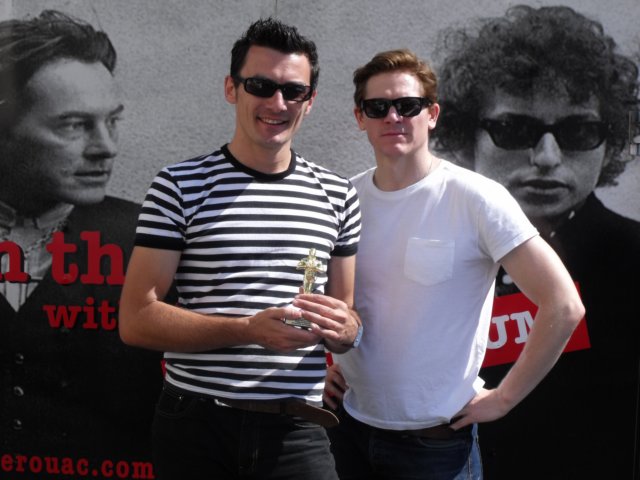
{"left": 66, "top": 191, "right": 108, "bottom": 206}
{"left": 378, "top": 145, "right": 409, "bottom": 157}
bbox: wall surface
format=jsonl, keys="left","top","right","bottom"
{"left": 1, "top": 2, "right": 639, "bottom": 479}
{"left": 3, "top": 0, "right": 639, "bottom": 219}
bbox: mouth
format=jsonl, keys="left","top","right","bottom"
{"left": 382, "top": 130, "right": 406, "bottom": 137}
{"left": 517, "top": 178, "right": 570, "bottom": 196}
{"left": 259, "top": 116, "right": 288, "bottom": 127}
{"left": 75, "top": 170, "right": 111, "bottom": 183}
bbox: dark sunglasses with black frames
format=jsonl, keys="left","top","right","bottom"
{"left": 360, "top": 97, "right": 432, "bottom": 119}
{"left": 233, "top": 75, "right": 313, "bottom": 102}
{"left": 478, "top": 115, "right": 611, "bottom": 151}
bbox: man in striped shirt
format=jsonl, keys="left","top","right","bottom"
{"left": 119, "top": 17, "right": 361, "bottom": 480}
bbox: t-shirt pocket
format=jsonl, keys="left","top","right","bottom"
{"left": 404, "top": 237, "right": 454, "bottom": 286}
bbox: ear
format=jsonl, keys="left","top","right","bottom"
{"left": 427, "top": 102, "right": 441, "bottom": 130}
{"left": 354, "top": 106, "right": 366, "bottom": 131}
{"left": 224, "top": 75, "right": 237, "bottom": 104}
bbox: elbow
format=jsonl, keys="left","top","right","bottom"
{"left": 573, "top": 301, "right": 586, "bottom": 326}
{"left": 564, "top": 296, "right": 586, "bottom": 332}
{"left": 118, "top": 309, "right": 143, "bottom": 347}
{"left": 118, "top": 326, "right": 134, "bottom": 346}
{"left": 118, "top": 317, "right": 135, "bottom": 346}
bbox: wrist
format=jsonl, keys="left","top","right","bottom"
{"left": 342, "top": 323, "right": 363, "bottom": 348}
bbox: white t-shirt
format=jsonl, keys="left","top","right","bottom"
{"left": 336, "top": 161, "right": 537, "bottom": 430}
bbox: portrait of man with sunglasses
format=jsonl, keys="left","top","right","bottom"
{"left": 119, "top": 17, "right": 362, "bottom": 480}
{"left": 433, "top": 5, "right": 640, "bottom": 479}
{"left": 323, "top": 48, "right": 584, "bottom": 480}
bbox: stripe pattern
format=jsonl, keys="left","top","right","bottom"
{"left": 135, "top": 145, "right": 361, "bottom": 404}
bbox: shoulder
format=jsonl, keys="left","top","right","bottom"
{"left": 295, "top": 152, "right": 350, "bottom": 186}
{"left": 438, "top": 160, "right": 515, "bottom": 207}
{"left": 587, "top": 195, "right": 640, "bottom": 232}
{"left": 438, "top": 161, "right": 535, "bottom": 240}
{"left": 349, "top": 167, "right": 375, "bottom": 191}
{"left": 67, "top": 197, "right": 141, "bottom": 245}
{"left": 147, "top": 148, "right": 234, "bottom": 205}
{"left": 73, "top": 196, "right": 140, "bottom": 221}
{"left": 440, "top": 160, "right": 504, "bottom": 189}
{"left": 565, "top": 194, "right": 640, "bottom": 244}
{"left": 160, "top": 148, "right": 229, "bottom": 179}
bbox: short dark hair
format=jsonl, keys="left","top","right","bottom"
{"left": 0, "top": 9, "right": 116, "bottom": 128}
{"left": 432, "top": 5, "right": 639, "bottom": 186}
{"left": 353, "top": 49, "right": 438, "bottom": 108}
{"left": 230, "top": 17, "right": 319, "bottom": 91}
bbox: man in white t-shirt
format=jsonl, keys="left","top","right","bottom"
{"left": 323, "top": 49, "right": 584, "bottom": 480}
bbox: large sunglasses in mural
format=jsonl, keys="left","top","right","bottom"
{"left": 479, "top": 115, "right": 610, "bottom": 151}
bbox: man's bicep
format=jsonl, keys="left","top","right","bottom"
{"left": 499, "top": 236, "right": 575, "bottom": 305}
{"left": 122, "top": 246, "right": 181, "bottom": 305}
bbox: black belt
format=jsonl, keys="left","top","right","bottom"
{"left": 386, "top": 422, "right": 472, "bottom": 440}
{"left": 164, "top": 384, "right": 338, "bottom": 428}
{"left": 219, "top": 397, "right": 339, "bottom": 428}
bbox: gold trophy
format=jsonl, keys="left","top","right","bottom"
{"left": 284, "top": 248, "right": 323, "bottom": 329}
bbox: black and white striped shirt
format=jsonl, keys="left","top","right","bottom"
{"left": 135, "top": 145, "right": 361, "bottom": 404}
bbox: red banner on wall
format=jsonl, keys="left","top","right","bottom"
{"left": 326, "top": 285, "right": 590, "bottom": 368}
{"left": 482, "top": 284, "right": 590, "bottom": 367}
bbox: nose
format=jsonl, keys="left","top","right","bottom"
{"left": 86, "top": 121, "right": 118, "bottom": 159}
{"left": 384, "top": 106, "right": 403, "bottom": 122}
{"left": 265, "top": 89, "right": 287, "bottom": 111}
{"left": 530, "top": 132, "right": 562, "bottom": 169}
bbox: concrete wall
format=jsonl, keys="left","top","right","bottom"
{"left": 3, "top": 0, "right": 639, "bottom": 219}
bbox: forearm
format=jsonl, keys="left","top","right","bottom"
{"left": 119, "top": 299, "right": 252, "bottom": 352}
{"left": 119, "top": 246, "right": 259, "bottom": 352}
{"left": 494, "top": 236, "right": 585, "bottom": 412}
{"left": 494, "top": 299, "right": 584, "bottom": 411}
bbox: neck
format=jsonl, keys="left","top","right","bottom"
{"left": 0, "top": 200, "right": 73, "bottom": 230}
{"left": 373, "top": 152, "right": 440, "bottom": 192}
{"left": 530, "top": 208, "right": 579, "bottom": 239}
{"left": 227, "top": 138, "right": 292, "bottom": 174}
{"left": 0, "top": 195, "right": 65, "bottom": 220}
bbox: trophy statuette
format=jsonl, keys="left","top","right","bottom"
{"left": 284, "top": 248, "right": 323, "bottom": 329}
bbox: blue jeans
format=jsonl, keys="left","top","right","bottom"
{"left": 152, "top": 384, "right": 338, "bottom": 480}
{"left": 327, "top": 407, "right": 483, "bottom": 480}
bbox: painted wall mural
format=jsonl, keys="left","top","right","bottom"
{"left": 0, "top": 1, "right": 638, "bottom": 479}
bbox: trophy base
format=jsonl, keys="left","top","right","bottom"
{"left": 284, "top": 317, "right": 313, "bottom": 330}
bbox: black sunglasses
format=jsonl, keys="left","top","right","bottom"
{"left": 233, "top": 75, "right": 313, "bottom": 102}
{"left": 478, "top": 116, "right": 610, "bottom": 151}
{"left": 360, "top": 97, "right": 431, "bottom": 119}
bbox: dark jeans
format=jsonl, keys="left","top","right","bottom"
{"left": 152, "top": 384, "right": 338, "bottom": 480}
{"left": 327, "top": 407, "right": 482, "bottom": 480}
